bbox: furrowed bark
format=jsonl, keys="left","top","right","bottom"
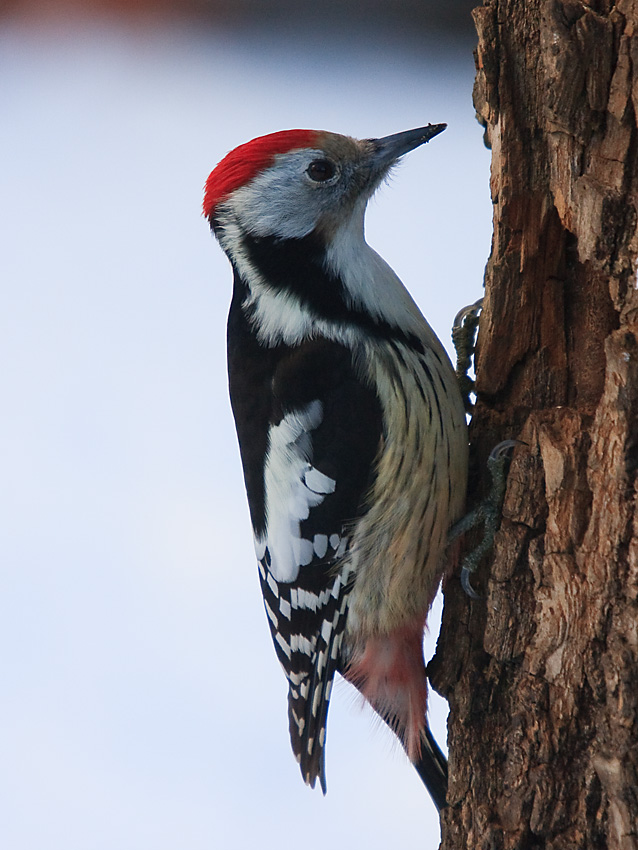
{"left": 431, "top": 2, "right": 638, "bottom": 847}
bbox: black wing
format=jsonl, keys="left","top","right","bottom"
{"left": 229, "top": 325, "right": 383, "bottom": 791}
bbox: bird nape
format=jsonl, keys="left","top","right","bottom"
{"left": 204, "top": 125, "right": 468, "bottom": 811}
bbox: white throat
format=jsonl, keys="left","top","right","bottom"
{"left": 324, "top": 205, "right": 437, "bottom": 343}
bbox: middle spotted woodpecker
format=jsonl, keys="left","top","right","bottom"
{"left": 204, "top": 126, "right": 468, "bottom": 809}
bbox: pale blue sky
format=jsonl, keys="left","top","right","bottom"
{"left": 0, "top": 17, "right": 491, "bottom": 849}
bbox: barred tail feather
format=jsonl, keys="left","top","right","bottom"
{"left": 288, "top": 627, "right": 345, "bottom": 793}
{"left": 287, "top": 670, "right": 332, "bottom": 793}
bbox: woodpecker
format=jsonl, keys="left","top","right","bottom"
{"left": 204, "top": 126, "right": 468, "bottom": 808}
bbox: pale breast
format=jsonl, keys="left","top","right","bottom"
{"left": 345, "top": 337, "right": 468, "bottom": 636}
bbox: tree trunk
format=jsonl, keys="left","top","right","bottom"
{"left": 432, "top": 1, "right": 638, "bottom": 847}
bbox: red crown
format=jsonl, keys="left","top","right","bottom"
{"left": 203, "top": 129, "right": 319, "bottom": 218}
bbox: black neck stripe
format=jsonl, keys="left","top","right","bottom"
{"left": 238, "top": 231, "right": 425, "bottom": 352}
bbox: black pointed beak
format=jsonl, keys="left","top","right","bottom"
{"left": 368, "top": 124, "right": 447, "bottom": 171}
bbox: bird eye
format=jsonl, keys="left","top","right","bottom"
{"left": 306, "top": 159, "right": 336, "bottom": 182}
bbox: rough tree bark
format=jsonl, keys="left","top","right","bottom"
{"left": 432, "top": 1, "right": 638, "bottom": 848}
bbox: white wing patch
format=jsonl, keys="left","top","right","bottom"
{"left": 304, "top": 467, "right": 336, "bottom": 495}
{"left": 313, "top": 534, "right": 328, "bottom": 559}
{"left": 256, "top": 400, "right": 337, "bottom": 583}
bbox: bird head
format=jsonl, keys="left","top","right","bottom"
{"left": 204, "top": 126, "right": 447, "bottom": 344}
{"left": 203, "top": 125, "right": 446, "bottom": 245}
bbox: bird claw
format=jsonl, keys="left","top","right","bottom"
{"left": 460, "top": 565, "right": 481, "bottom": 600}
{"left": 453, "top": 297, "right": 484, "bottom": 332}
{"left": 488, "top": 438, "right": 520, "bottom": 462}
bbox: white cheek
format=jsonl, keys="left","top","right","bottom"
{"left": 232, "top": 179, "right": 318, "bottom": 239}
{"left": 226, "top": 148, "right": 338, "bottom": 240}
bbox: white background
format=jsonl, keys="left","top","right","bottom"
{"left": 0, "top": 17, "right": 492, "bottom": 849}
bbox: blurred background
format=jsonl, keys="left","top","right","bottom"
{"left": 1, "top": 1, "right": 491, "bottom": 847}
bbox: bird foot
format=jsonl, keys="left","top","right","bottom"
{"left": 449, "top": 439, "right": 519, "bottom": 599}
{"left": 452, "top": 297, "right": 483, "bottom": 413}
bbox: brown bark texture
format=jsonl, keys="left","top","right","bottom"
{"left": 432, "top": 1, "right": 638, "bottom": 848}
